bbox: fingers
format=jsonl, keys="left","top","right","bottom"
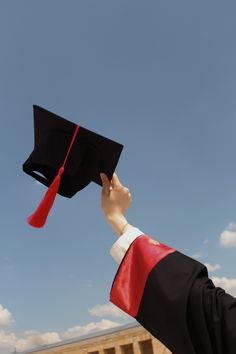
{"left": 100, "top": 173, "right": 111, "bottom": 195}
{"left": 111, "top": 173, "right": 123, "bottom": 188}
{"left": 111, "top": 173, "right": 131, "bottom": 198}
{"left": 101, "top": 172, "right": 131, "bottom": 200}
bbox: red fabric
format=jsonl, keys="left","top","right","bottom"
{"left": 27, "top": 167, "right": 64, "bottom": 228}
{"left": 28, "top": 125, "right": 80, "bottom": 228}
{"left": 61, "top": 125, "right": 80, "bottom": 168}
{"left": 110, "top": 235, "right": 175, "bottom": 317}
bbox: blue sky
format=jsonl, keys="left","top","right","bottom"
{"left": 0, "top": 0, "right": 236, "bottom": 352}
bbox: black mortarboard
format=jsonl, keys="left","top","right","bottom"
{"left": 23, "top": 105, "right": 123, "bottom": 228}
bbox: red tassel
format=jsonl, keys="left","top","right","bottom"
{"left": 27, "top": 167, "right": 65, "bottom": 228}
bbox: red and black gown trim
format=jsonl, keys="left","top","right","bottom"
{"left": 110, "top": 235, "right": 236, "bottom": 354}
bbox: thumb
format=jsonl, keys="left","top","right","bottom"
{"left": 100, "top": 173, "right": 111, "bottom": 195}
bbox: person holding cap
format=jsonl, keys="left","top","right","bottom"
{"left": 23, "top": 105, "right": 235, "bottom": 354}
{"left": 100, "top": 173, "right": 236, "bottom": 354}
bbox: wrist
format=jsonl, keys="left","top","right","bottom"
{"left": 106, "top": 214, "right": 131, "bottom": 237}
{"left": 106, "top": 213, "right": 126, "bottom": 224}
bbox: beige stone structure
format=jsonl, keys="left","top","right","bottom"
{"left": 22, "top": 323, "right": 172, "bottom": 354}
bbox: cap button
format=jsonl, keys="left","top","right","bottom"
{"left": 58, "top": 167, "right": 65, "bottom": 176}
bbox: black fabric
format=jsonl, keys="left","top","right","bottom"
{"left": 23, "top": 105, "right": 123, "bottom": 197}
{"left": 136, "top": 251, "right": 236, "bottom": 354}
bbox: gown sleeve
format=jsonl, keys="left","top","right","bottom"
{"left": 110, "top": 233, "right": 236, "bottom": 354}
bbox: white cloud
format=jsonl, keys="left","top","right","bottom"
{"left": 204, "top": 263, "right": 221, "bottom": 273}
{"left": 0, "top": 330, "right": 61, "bottom": 354}
{"left": 63, "top": 319, "right": 120, "bottom": 339}
{"left": 15, "top": 331, "right": 61, "bottom": 352}
{"left": 220, "top": 223, "right": 236, "bottom": 248}
{"left": 0, "top": 303, "right": 121, "bottom": 353}
{"left": 89, "top": 303, "right": 128, "bottom": 319}
{"left": 0, "top": 305, "right": 14, "bottom": 327}
{"left": 0, "top": 330, "right": 16, "bottom": 354}
{"left": 212, "top": 277, "right": 236, "bottom": 297}
{"left": 203, "top": 238, "right": 209, "bottom": 245}
{"left": 220, "top": 230, "right": 236, "bottom": 248}
{"left": 228, "top": 222, "right": 236, "bottom": 231}
{"left": 0, "top": 320, "right": 120, "bottom": 353}
{"left": 191, "top": 252, "right": 203, "bottom": 260}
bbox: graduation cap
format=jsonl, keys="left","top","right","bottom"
{"left": 23, "top": 105, "right": 123, "bottom": 228}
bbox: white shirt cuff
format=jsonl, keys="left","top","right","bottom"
{"left": 110, "top": 227, "right": 144, "bottom": 264}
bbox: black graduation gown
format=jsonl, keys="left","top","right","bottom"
{"left": 110, "top": 235, "right": 236, "bottom": 354}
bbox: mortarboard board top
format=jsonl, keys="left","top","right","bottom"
{"left": 23, "top": 105, "right": 123, "bottom": 227}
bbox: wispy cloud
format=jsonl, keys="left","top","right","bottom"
{"left": 204, "top": 263, "right": 221, "bottom": 273}
{"left": 212, "top": 277, "right": 236, "bottom": 297}
{"left": 220, "top": 223, "right": 236, "bottom": 248}
{"left": 89, "top": 303, "right": 128, "bottom": 319}
{"left": 80, "top": 283, "right": 93, "bottom": 289}
{"left": 191, "top": 252, "right": 203, "bottom": 260}
{"left": 16, "top": 331, "right": 60, "bottom": 352}
{"left": 63, "top": 319, "right": 120, "bottom": 339}
{"left": 203, "top": 238, "right": 209, "bottom": 245}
